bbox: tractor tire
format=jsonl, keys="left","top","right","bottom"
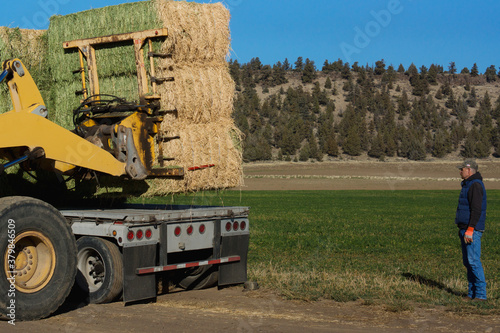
{"left": 178, "top": 265, "right": 218, "bottom": 290}
{"left": 0, "top": 196, "right": 77, "bottom": 321}
{"left": 76, "top": 236, "right": 123, "bottom": 304}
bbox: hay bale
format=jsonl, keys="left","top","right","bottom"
{"left": 0, "top": 1, "right": 243, "bottom": 192}
{"left": 154, "top": 0, "right": 231, "bottom": 64}
{"left": 48, "top": 1, "right": 160, "bottom": 83}
{"left": 157, "top": 62, "right": 235, "bottom": 123}
{"left": 148, "top": 118, "right": 243, "bottom": 194}
{"left": 0, "top": 27, "right": 49, "bottom": 114}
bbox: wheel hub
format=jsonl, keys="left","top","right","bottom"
{"left": 4, "top": 231, "right": 56, "bottom": 293}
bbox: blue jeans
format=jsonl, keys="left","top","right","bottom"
{"left": 459, "top": 229, "right": 487, "bottom": 299}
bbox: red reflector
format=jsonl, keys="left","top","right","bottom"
{"left": 187, "top": 225, "right": 193, "bottom": 235}
{"left": 145, "top": 229, "right": 152, "bottom": 239}
{"left": 127, "top": 231, "right": 134, "bottom": 241}
{"left": 233, "top": 221, "right": 239, "bottom": 231}
{"left": 240, "top": 221, "right": 247, "bottom": 230}
{"left": 199, "top": 224, "right": 206, "bottom": 234}
{"left": 225, "top": 222, "right": 232, "bottom": 232}
{"left": 174, "top": 226, "right": 181, "bottom": 237}
{"left": 136, "top": 229, "right": 143, "bottom": 240}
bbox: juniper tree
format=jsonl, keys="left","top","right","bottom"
{"left": 324, "top": 77, "right": 332, "bottom": 89}
{"left": 294, "top": 57, "right": 304, "bottom": 72}
{"left": 301, "top": 58, "right": 317, "bottom": 83}
{"left": 485, "top": 65, "right": 497, "bottom": 82}
{"left": 470, "top": 63, "right": 479, "bottom": 76}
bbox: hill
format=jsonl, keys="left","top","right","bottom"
{"left": 229, "top": 58, "right": 500, "bottom": 163}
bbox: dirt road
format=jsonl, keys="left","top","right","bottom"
{"left": 237, "top": 160, "right": 500, "bottom": 191}
{"left": 2, "top": 286, "right": 499, "bottom": 333}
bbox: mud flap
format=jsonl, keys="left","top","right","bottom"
{"left": 218, "top": 234, "right": 249, "bottom": 286}
{"left": 123, "top": 244, "right": 157, "bottom": 303}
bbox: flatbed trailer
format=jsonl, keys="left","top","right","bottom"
{"left": 0, "top": 197, "right": 249, "bottom": 321}
{"left": 62, "top": 204, "right": 250, "bottom": 303}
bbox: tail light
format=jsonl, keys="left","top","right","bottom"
{"left": 145, "top": 229, "right": 152, "bottom": 239}
{"left": 127, "top": 230, "right": 134, "bottom": 241}
{"left": 174, "top": 226, "right": 181, "bottom": 237}
{"left": 136, "top": 229, "right": 144, "bottom": 240}
{"left": 233, "top": 221, "right": 239, "bottom": 231}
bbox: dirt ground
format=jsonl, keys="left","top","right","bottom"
{"left": 2, "top": 286, "right": 500, "bottom": 333}
{"left": 3, "top": 160, "right": 500, "bottom": 332}
{"left": 236, "top": 160, "right": 500, "bottom": 191}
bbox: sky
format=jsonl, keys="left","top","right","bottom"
{"left": 1, "top": 0, "right": 499, "bottom": 73}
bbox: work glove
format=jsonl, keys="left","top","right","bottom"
{"left": 464, "top": 227, "right": 474, "bottom": 244}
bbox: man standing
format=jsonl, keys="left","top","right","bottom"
{"left": 455, "top": 159, "right": 487, "bottom": 301}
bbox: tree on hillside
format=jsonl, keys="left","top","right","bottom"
{"left": 405, "top": 63, "right": 418, "bottom": 76}
{"left": 343, "top": 126, "right": 362, "bottom": 156}
{"left": 272, "top": 61, "right": 289, "bottom": 86}
{"left": 368, "top": 132, "right": 385, "bottom": 159}
{"left": 322, "top": 59, "right": 333, "bottom": 73}
{"left": 397, "top": 64, "right": 405, "bottom": 73}
{"left": 485, "top": 65, "right": 497, "bottom": 82}
{"left": 374, "top": 59, "right": 386, "bottom": 76}
{"left": 249, "top": 57, "right": 263, "bottom": 71}
{"left": 448, "top": 62, "right": 457, "bottom": 74}
{"left": 229, "top": 59, "right": 242, "bottom": 91}
{"left": 301, "top": 58, "right": 317, "bottom": 83}
{"left": 432, "top": 129, "right": 452, "bottom": 158}
{"left": 466, "top": 87, "right": 478, "bottom": 107}
{"left": 428, "top": 64, "right": 438, "bottom": 85}
{"left": 294, "top": 57, "right": 304, "bottom": 72}
{"left": 282, "top": 58, "right": 291, "bottom": 71}
{"left": 324, "top": 77, "right": 332, "bottom": 89}
{"left": 397, "top": 90, "right": 411, "bottom": 117}
{"left": 492, "top": 95, "right": 500, "bottom": 121}
{"left": 470, "top": 63, "right": 479, "bottom": 76}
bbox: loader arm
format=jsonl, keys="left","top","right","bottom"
{"left": 0, "top": 111, "right": 127, "bottom": 176}
{"left": 0, "top": 59, "right": 132, "bottom": 178}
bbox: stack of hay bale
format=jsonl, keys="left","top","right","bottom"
{"left": 0, "top": 0, "right": 243, "bottom": 194}
{"left": 0, "top": 27, "right": 48, "bottom": 114}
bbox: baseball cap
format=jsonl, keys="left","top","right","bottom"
{"left": 457, "top": 159, "right": 478, "bottom": 170}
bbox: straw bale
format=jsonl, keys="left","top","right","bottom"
{"left": 147, "top": 118, "right": 243, "bottom": 195}
{"left": 157, "top": 62, "right": 235, "bottom": 123}
{"left": 154, "top": 0, "right": 231, "bottom": 64}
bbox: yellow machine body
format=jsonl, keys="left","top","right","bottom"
{"left": 0, "top": 56, "right": 182, "bottom": 180}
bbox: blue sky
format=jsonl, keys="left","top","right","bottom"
{"left": 1, "top": 0, "right": 499, "bottom": 73}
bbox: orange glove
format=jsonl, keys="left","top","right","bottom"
{"left": 464, "top": 227, "right": 474, "bottom": 243}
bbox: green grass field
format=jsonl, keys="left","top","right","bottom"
{"left": 132, "top": 190, "right": 500, "bottom": 313}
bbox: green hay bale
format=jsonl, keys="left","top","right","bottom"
{"left": 48, "top": 80, "right": 81, "bottom": 128}
{"left": 48, "top": 74, "right": 140, "bottom": 129}
{"left": 0, "top": 27, "right": 50, "bottom": 114}
{"left": 48, "top": 1, "right": 160, "bottom": 82}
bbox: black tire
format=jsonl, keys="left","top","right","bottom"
{"left": 178, "top": 265, "right": 218, "bottom": 290}
{"left": 76, "top": 236, "right": 123, "bottom": 304}
{"left": 0, "top": 196, "right": 77, "bottom": 321}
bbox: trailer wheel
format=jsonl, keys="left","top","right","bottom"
{"left": 0, "top": 196, "right": 77, "bottom": 321}
{"left": 76, "top": 237, "right": 123, "bottom": 304}
{"left": 178, "top": 265, "right": 218, "bottom": 290}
